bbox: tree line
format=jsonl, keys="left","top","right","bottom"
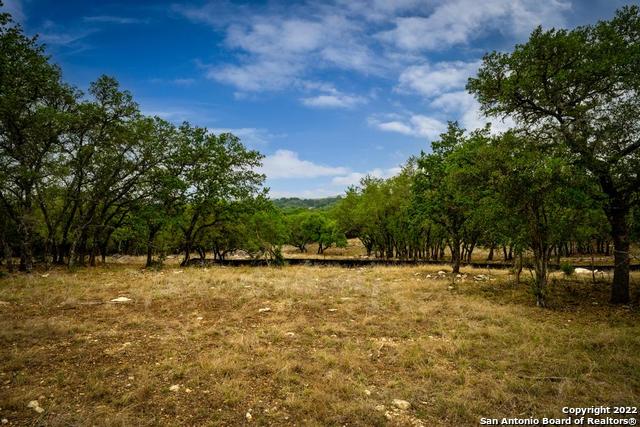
{"left": 0, "top": 8, "right": 286, "bottom": 270}
{"left": 332, "top": 6, "right": 640, "bottom": 306}
{"left": 1, "top": 5, "right": 640, "bottom": 306}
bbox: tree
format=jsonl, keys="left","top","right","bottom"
{"left": 463, "top": 132, "right": 594, "bottom": 306}
{"left": 0, "top": 10, "right": 76, "bottom": 270}
{"left": 414, "top": 122, "right": 484, "bottom": 273}
{"left": 172, "top": 125, "right": 264, "bottom": 266}
{"left": 468, "top": 6, "right": 640, "bottom": 303}
{"left": 286, "top": 211, "right": 315, "bottom": 252}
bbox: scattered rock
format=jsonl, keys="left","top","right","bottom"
{"left": 196, "top": 316, "right": 204, "bottom": 321}
{"left": 258, "top": 307, "right": 271, "bottom": 313}
{"left": 1, "top": 418, "right": 8, "bottom": 424}
{"left": 364, "top": 389, "right": 371, "bottom": 396}
{"left": 185, "top": 388, "right": 192, "bottom": 393}
{"left": 285, "top": 332, "right": 295, "bottom": 337}
{"left": 246, "top": 410, "right": 253, "bottom": 421}
{"left": 574, "top": 268, "right": 591, "bottom": 275}
{"left": 0, "top": 301, "right": 9, "bottom": 306}
{"left": 375, "top": 405, "right": 386, "bottom": 412}
{"left": 27, "top": 400, "right": 44, "bottom": 413}
{"left": 110, "top": 297, "right": 132, "bottom": 303}
{"left": 41, "top": 273, "right": 50, "bottom": 278}
{"left": 437, "top": 271, "right": 446, "bottom": 276}
{"left": 392, "top": 399, "right": 411, "bottom": 410}
{"left": 169, "top": 384, "right": 180, "bottom": 392}
{"left": 448, "top": 286, "right": 454, "bottom": 290}
{"left": 328, "top": 308, "right": 338, "bottom": 312}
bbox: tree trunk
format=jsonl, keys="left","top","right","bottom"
{"left": 449, "top": 238, "right": 461, "bottom": 274}
{"left": 532, "top": 247, "right": 549, "bottom": 308}
{"left": 2, "top": 238, "right": 14, "bottom": 272}
{"left": 146, "top": 243, "right": 154, "bottom": 267}
{"left": 181, "top": 241, "right": 192, "bottom": 266}
{"left": 608, "top": 207, "right": 630, "bottom": 304}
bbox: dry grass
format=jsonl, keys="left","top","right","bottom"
{"left": 0, "top": 264, "right": 639, "bottom": 426}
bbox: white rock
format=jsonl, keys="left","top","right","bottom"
{"left": 196, "top": 316, "right": 203, "bottom": 321}
{"left": 328, "top": 308, "right": 338, "bottom": 312}
{"left": 574, "top": 268, "right": 592, "bottom": 274}
{"left": 27, "top": 400, "right": 44, "bottom": 413}
{"left": 246, "top": 411, "right": 253, "bottom": 421}
{"left": 437, "top": 271, "right": 446, "bottom": 275}
{"left": 1, "top": 418, "right": 8, "bottom": 424}
{"left": 375, "top": 405, "right": 386, "bottom": 412}
{"left": 258, "top": 307, "right": 271, "bottom": 313}
{"left": 285, "top": 332, "right": 295, "bottom": 337}
{"left": 392, "top": 399, "right": 411, "bottom": 410}
{"left": 110, "top": 297, "right": 132, "bottom": 303}
{"left": 169, "top": 384, "right": 180, "bottom": 392}
{"left": 364, "top": 389, "right": 371, "bottom": 396}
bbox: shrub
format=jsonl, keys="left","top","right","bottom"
{"left": 560, "top": 262, "right": 575, "bottom": 276}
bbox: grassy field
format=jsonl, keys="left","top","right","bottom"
{"left": 0, "top": 264, "right": 639, "bottom": 426}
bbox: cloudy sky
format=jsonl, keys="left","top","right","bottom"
{"left": 4, "top": 0, "right": 636, "bottom": 197}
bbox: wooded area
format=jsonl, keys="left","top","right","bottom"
{"left": 1, "top": 6, "right": 639, "bottom": 307}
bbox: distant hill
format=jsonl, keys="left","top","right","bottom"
{"left": 272, "top": 196, "right": 342, "bottom": 210}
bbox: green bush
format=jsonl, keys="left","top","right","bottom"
{"left": 560, "top": 262, "right": 575, "bottom": 276}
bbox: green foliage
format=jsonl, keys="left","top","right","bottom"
{"left": 560, "top": 262, "right": 575, "bottom": 276}
{"left": 284, "top": 211, "right": 346, "bottom": 254}
{"left": 468, "top": 5, "right": 640, "bottom": 304}
{"left": 272, "top": 197, "right": 341, "bottom": 211}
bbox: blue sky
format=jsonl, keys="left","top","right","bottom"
{"left": 3, "top": 0, "right": 637, "bottom": 198}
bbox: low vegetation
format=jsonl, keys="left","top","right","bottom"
{"left": 1, "top": 264, "right": 638, "bottom": 426}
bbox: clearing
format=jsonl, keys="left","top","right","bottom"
{"left": 0, "top": 264, "right": 639, "bottom": 426}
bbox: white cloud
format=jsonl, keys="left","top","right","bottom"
{"left": 331, "top": 167, "right": 402, "bottom": 186}
{"left": 177, "top": 0, "right": 570, "bottom": 98}
{"left": 298, "top": 81, "right": 367, "bottom": 109}
{"left": 431, "top": 90, "right": 514, "bottom": 133}
{"left": 37, "top": 29, "right": 97, "bottom": 46}
{"left": 211, "top": 127, "right": 281, "bottom": 147}
{"left": 225, "top": 19, "right": 326, "bottom": 56}
{"left": 177, "top": 2, "right": 381, "bottom": 92}
{"left": 301, "top": 93, "right": 365, "bottom": 109}
{"left": 378, "top": 0, "right": 570, "bottom": 51}
{"left": 259, "top": 150, "right": 349, "bottom": 179}
{"left": 83, "top": 16, "right": 149, "bottom": 24}
{"left": 209, "top": 60, "right": 302, "bottom": 92}
{"left": 398, "top": 61, "right": 480, "bottom": 97}
{"left": 150, "top": 77, "right": 196, "bottom": 86}
{"left": 369, "top": 114, "right": 447, "bottom": 140}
